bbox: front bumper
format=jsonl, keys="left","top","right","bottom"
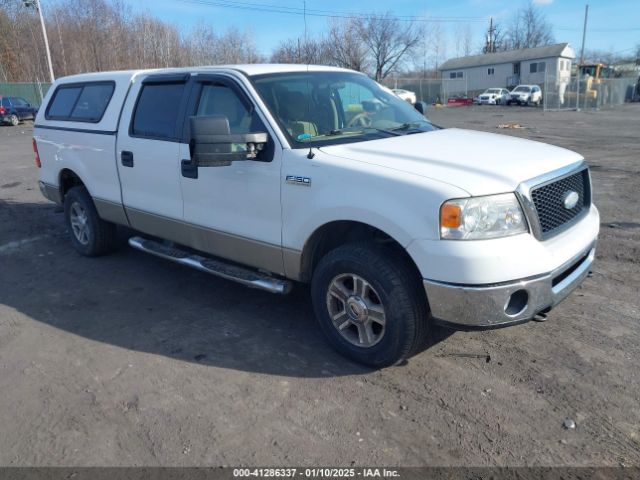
{"left": 478, "top": 98, "right": 497, "bottom": 104}
{"left": 424, "top": 242, "right": 595, "bottom": 328}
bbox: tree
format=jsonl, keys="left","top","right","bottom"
{"left": 325, "top": 18, "right": 368, "bottom": 72}
{"left": 270, "top": 37, "right": 330, "bottom": 65}
{"left": 454, "top": 24, "right": 473, "bottom": 57}
{"left": 355, "top": 13, "right": 422, "bottom": 81}
{"left": 504, "top": 0, "right": 554, "bottom": 50}
{"left": 0, "top": 0, "right": 261, "bottom": 81}
{"left": 482, "top": 19, "right": 507, "bottom": 53}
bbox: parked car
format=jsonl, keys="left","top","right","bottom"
{"left": 0, "top": 95, "right": 38, "bottom": 125}
{"left": 477, "top": 88, "right": 511, "bottom": 105}
{"left": 392, "top": 88, "right": 417, "bottom": 104}
{"left": 34, "top": 65, "right": 598, "bottom": 367}
{"left": 508, "top": 85, "right": 543, "bottom": 106}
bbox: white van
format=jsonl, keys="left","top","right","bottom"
{"left": 34, "top": 65, "right": 599, "bottom": 366}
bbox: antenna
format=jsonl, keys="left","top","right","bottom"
{"left": 303, "top": 0, "right": 308, "bottom": 44}
{"left": 303, "top": 0, "right": 315, "bottom": 159}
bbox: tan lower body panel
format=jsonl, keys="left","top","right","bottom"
{"left": 125, "top": 207, "right": 287, "bottom": 277}
{"left": 93, "top": 198, "right": 130, "bottom": 226}
{"left": 39, "top": 182, "right": 62, "bottom": 204}
{"left": 283, "top": 247, "right": 303, "bottom": 281}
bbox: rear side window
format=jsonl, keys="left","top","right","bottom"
{"left": 1, "top": 97, "right": 10, "bottom": 107}
{"left": 46, "top": 82, "right": 114, "bottom": 122}
{"left": 131, "top": 82, "right": 186, "bottom": 140}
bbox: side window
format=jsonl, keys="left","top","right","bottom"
{"left": 46, "top": 82, "right": 114, "bottom": 122}
{"left": 1, "top": 97, "right": 10, "bottom": 107}
{"left": 195, "top": 84, "right": 261, "bottom": 134}
{"left": 12, "top": 97, "right": 27, "bottom": 106}
{"left": 194, "top": 83, "right": 265, "bottom": 153}
{"left": 47, "top": 87, "right": 82, "bottom": 118}
{"left": 132, "top": 82, "right": 186, "bottom": 140}
{"left": 70, "top": 84, "right": 113, "bottom": 121}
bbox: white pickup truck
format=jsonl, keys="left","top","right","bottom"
{"left": 34, "top": 64, "right": 599, "bottom": 366}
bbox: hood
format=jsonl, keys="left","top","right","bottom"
{"left": 319, "top": 128, "right": 583, "bottom": 196}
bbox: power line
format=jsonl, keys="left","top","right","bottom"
{"left": 557, "top": 26, "right": 640, "bottom": 32}
{"left": 175, "top": 0, "right": 487, "bottom": 23}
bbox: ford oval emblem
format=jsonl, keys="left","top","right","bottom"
{"left": 563, "top": 191, "right": 580, "bottom": 210}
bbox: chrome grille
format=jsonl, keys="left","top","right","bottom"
{"left": 530, "top": 169, "right": 590, "bottom": 239}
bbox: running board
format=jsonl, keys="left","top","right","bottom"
{"left": 128, "top": 236, "right": 292, "bottom": 295}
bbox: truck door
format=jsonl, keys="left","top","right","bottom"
{"left": 116, "top": 73, "right": 190, "bottom": 232}
{"left": 179, "top": 75, "right": 284, "bottom": 275}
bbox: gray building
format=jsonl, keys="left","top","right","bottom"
{"left": 440, "top": 43, "right": 575, "bottom": 94}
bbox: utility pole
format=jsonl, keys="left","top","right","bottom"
{"left": 579, "top": 4, "right": 589, "bottom": 66}
{"left": 24, "top": 0, "right": 54, "bottom": 82}
{"left": 488, "top": 17, "right": 494, "bottom": 53}
{"left": 485, "top": 17, "right": 496, "bottom": 54}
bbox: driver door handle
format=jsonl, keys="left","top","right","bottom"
{"left": 121, "top": 151, "right": 134, "bottom": 167}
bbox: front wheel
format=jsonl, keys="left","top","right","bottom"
{"left": 64, "top": 186, "right": 118, "bottom": 256}
{"left": 311, "top": 243, "right": 429, "bottom": 367}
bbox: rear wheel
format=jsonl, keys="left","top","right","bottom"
{"left": 64, "top": 186, "right": 118, "bottom": 256}
{"left": 311, "top": 243, "right": 429, "bottom": 367}
{"left": 8, "top": 114, "right": 19, "bottom": 126}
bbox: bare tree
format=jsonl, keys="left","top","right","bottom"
{"left": 429, "top": 23, "right": 447, "bottom": 73}
{"left": 0, "top": 0, "right": 262, "bottom": 81}
{"left": 504, "top": 0, "right": 554, "bottom": 50}
{"left": 270, "top": 37, "right": 330, "bottom": 65}
{"left": 355, "top": 13, "right": 422, "bottom": 81}
{"left": 325, "top": 18, "right": 367, "bottom": 72}
{"left": 482, "top": 20, "right": 507, "bottom": 53}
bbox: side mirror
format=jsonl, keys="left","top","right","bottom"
{"left": 414, "top": 101, "right": 428, "bottom": 115}
{"left": 190, "top": 115, "right": 268, "bottom": 167}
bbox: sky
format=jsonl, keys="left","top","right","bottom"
{"left": 122, "top": 0, "right": 640, "bottom": 61}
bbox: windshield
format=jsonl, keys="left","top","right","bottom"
{"left": 514, "top": 86, "right": 530, "bottom": 93}
{"left": 251, "top": 71, "right": 436, "bottom": 148}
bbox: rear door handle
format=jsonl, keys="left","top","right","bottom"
{"left": 121, "top": 150, "right": 134, "bottom": 167}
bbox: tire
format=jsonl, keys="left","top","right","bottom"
{"left": 311, "top": 242, "right": 429, "bottom": 367}
{"left": 8, "top": 114, "right": 19, "bottom": 126}
{"left": 64, "top": 186, "right": 118, "bottom": 256}
{"left": 507, "top": 100, "right": 512, "bottom": 106}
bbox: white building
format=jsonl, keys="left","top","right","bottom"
{"left": 439, "top": 43, "right": 575, "bottom": 95}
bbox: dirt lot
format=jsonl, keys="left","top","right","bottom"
{"left": 0, "top": 104, "right": 639, "bottom": 467}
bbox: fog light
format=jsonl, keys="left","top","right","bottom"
{"left": 505, "top": 289, "right": 528, "bottom": 316}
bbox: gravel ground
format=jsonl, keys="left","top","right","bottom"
{"left": 0, "top": 104, "right": 639, "bottom": 467}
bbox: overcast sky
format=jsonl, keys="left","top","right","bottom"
{"left": 122, "top": 0, "right": 640, "bottom": 59}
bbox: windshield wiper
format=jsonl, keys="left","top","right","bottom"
{"left": 388, "top": 122, "right": 427, "bottom": 132}
{"left": 328, "top": 127, "right": 403, "bottom": 137}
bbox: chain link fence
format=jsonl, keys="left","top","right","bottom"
{"left": 381, "top": 78, "right": 443, "bottom": 104}
{"left": 0, "top": 82, "right": 51, "bottom": 106}
{"left": 543, "top": 73, "right": 638, "bottom": 111}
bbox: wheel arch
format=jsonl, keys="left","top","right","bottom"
{"left": 294, "top": 220, "right": 422, "bottom": 285}
{"left": 58, "top": 168, "right": 87, "bottom": 202}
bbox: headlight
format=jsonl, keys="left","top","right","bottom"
{"left": 440, "top": 193, "right": 528, "bottom": 240}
